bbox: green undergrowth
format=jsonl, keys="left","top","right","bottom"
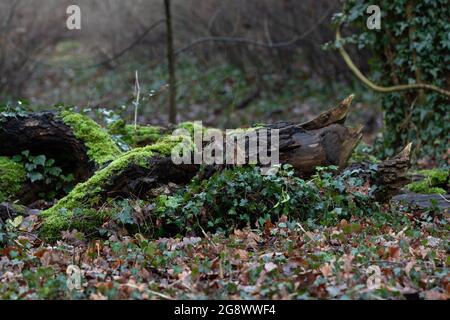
{"left": 41, "top": 162, "right": 382, "bottom": 241}
{"left": 60, "top": 110, "right": 122, "bottom": 165}
{"left": 0, "top": 157, "right": 26, "bottom": 203}
{"left": 407, "top": 169, "right": 449, "bottom": 195}
{"left": 153, "top": 165, "right": 379, "bottom": 237}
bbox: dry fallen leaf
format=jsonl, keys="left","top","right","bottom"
{"left": 320, "top": 263, "right": 332, "bottom": 278}
{"left": 264, "top": 262, "right": 277, "bottom": 273}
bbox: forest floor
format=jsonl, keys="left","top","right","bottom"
{"left": 0, "top": 202, "right": 448, "bottom": 299}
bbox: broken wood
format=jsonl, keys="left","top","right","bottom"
{"left": 345, "top": 143, "right": 412, "bottom": 202}
{"left": 392, "top": 193, "right": 450, "bottom": 210}
{"left": 373, "top": 143, "right": 412, "bottom": 201}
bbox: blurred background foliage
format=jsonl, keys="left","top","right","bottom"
{"left": 0, "top": 0, "right": 447, "bottom": 164}
{"left": 336, "top": 0, "right": 449, "bottom": 165}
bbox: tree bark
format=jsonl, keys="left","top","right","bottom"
{"left": 0, "top": 112, "right": 94, "bottom": 181}
{"left": 0, "top": 112, "right": 96, "bottom": 204}
{"left": 392, "top": 193, "right": 449, "bottom": 210}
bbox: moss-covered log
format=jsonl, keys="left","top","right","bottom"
{"left": 39, "top": 137, "right": 199, "bottom": 239}
{"left": 38, "top": 96, "right": 370, "bottom": 239}
{"left": 0, "top": 96, "right": 413, "bottom": 240}
{"left": 107, "top": 119, "right": 167, "bottom": 148}
{"left": 0, "top": 111, "right": 121, "bottom": 204}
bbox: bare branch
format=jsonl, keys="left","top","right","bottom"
{"left": 174, "top": 5, "right": 333, "bottom": 56}
{"left": 335, "top": 25, "right": 450, "bottom": 98}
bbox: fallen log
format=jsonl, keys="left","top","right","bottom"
{"left": 0, "top": 96, "right": 412, "bottom": 240}
{"left": 1, "top": 112, "right": 94, "bottom": 180}
{"left": 392, "top": 193, "right": 450, "bottom": 210}
{"left": 45, "top": 95, "right": 360, "bottom": 204}
{"left": 0, "top": 96, "right": 358, "bottom": 203}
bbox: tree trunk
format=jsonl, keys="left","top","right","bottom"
{"left": 164, "top": 0, "right": 177, "bottom": 123}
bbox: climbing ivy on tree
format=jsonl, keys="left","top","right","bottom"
{"left": 333, "top": 0, "right": 449, "bottom": 163}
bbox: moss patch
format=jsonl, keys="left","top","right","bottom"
{"left": 108, "top": 119, "right": 164, "bottom": 148}
{"left": 407, "top": 169, "right": 449, "bottom": 195}
{"left": 176, "top": 121, "right": 207, "bottom": 136}
{"left": 0, "top": 157, "right": 26, "bottom": 203}
{"left": 60, "top": 111, "right": 122, "bottom": 165}
{"left": 40, "top": 135, "right": 188, "bottom": 240}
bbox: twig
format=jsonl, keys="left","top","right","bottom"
{"left": 437, "top": 194, "right": 450, "bottom": 203}
{"left": 145, "top": 288, "right": 174, "bottom": 300}
{"left": 174, "top": 6, "right": 333, "bottom": 56}
{"left": 164, "top": 0, "right": 177, "bottom": 124}
{"left": 199, "top": 225, "right": 217, "bottom": 246}
{"left": 296, "top": 223, "right": 315, "bottom": 242}
{"left": 133, "top": 70, "right": 141, "bottom": 129}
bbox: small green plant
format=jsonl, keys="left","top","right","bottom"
{"left": 0, "top": 100, "right": 29, "bottom": 121}
{"left": 350, "top": 142, "right": 380, "bottom": 164}
{"left": 12, "top": 151, "right": 75, "bottom": 200}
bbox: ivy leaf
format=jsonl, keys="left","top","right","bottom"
{"left": 33, "top": 155, "right": 46, "bottom": 166}
{"left": 46, "top": 166, "right": 62, "bottom": 176}
{"left": 12, "top": 155, "right": 22, "bottom": 162}
{"left": 45, "top": 158, "right": 55, "bottom": 167}
{"left": 116, "top": 208, "right": 135, "bottom": 225}
{"left": 25, "top": 163, "right": 37, "bottom": 171}
{"left": 29, "top": 172, "right": 44, "bottom": 182}
{"left": 8, "top": 216, "right": 23, "bottom": 228}
{"left": 61, "top": 174, "right": 74, "bottom": 182}
{"left": 166, "top": 196, "right": 181, "bottom": 209}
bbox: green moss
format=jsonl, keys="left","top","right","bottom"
{"left": 406, "top": 168, "right": 449, "bottom": 195}
{"left": 176, "top": 121, "right": 205, "bottom": 136}
{"left": 0, "top": 157, "right": 26, "bottom": 202}
{"left": 39, "top": 135, "right": 188, "bottom": 240}
{"left": 41, "top": 207, "right": 109, "bottom": 241}
{"left": 60, "top": 111, "right": 122, "bottom": 165}
{"left": 108, "top": 119, "right": 164, "bottom": 147}
{"left": 407, "top": 181, "right": 446, "bottom": 195}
